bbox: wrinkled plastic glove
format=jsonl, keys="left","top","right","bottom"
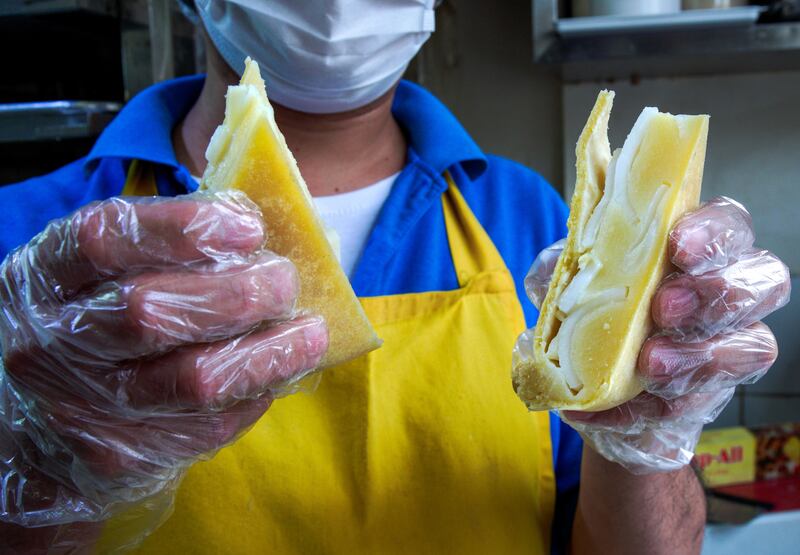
{"left": 526, "top": 197, "right": 791, "bottom": 474}
{"left": 0, "top": 192, "right": 328, "bottom": 553}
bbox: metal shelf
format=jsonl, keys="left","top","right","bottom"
{"left": 0, "top": 101, "right": 121, "bottom": 142}
{"left": 532, "top": 1, "right": 800, "bottom": 82}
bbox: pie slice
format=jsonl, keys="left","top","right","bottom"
{"left": 512, "top": 90, "right": 709, "bottom": 411}
{"left": 201, "top": 58, "right": 382, "bottom": 368}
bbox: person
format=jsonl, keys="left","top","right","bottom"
{"left": 0, "top": 1, "right": 790, "bottom": 554}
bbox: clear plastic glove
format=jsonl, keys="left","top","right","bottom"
{"left": 528, "top": 197, "right": 790, "bottom": 474}
{"left": 0, "top": 192, "right": 329, "bottom": 553}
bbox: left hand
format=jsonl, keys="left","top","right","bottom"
{"left": 528, "top": 197, "right": 791, "bottom": 474}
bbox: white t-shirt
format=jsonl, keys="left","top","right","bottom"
{"left": 193, "top": 173, "right": 397, "bottom": 279}
{"left": 313, "top": 173, "right": 398, "bottom": 278}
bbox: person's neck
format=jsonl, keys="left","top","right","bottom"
{"left": 173, "top": 47, "right": 407, "bottom": 197}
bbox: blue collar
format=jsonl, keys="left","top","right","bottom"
{"left": 392, "top": 80, "right": 487, "bottom": 179}
{"left": 84, "top": 76, "right": 487, "bottom": 180}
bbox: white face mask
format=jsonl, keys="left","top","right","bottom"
{"left": 196, "top": 0, "right": 436, "bottom": 114}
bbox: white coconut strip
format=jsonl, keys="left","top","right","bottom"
{"left": 558, "top": 252, "right": 603, "bottom": 314}
{"left": 555, "top": 286, "right": 627, "bottom": 391}
{"left": 623, "top": 184, "right": 669, "bottom": 271}
{"left": 581, "top": 150, "right": 620, "bottom": 252}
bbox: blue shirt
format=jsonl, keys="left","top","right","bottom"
{"left": 0, "top": 76, "right": 582, "bottom": 553}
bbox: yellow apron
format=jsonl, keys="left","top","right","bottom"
{"left": 108, "top": 163, "right": 555, "bottom": 554}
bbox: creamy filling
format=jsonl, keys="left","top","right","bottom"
{"left": 201, "top": 74, "right": 341, "bottom": 256}
{"left": 548, "top": 108, "right": 660, "bottom": 393}
{"left": 203, "top": 85, "right": 262, "bottom": 188}
{"left": 623, "top": 184, "right": 668, "bottom": 270}
{"left": 558, "top": 251, "right": 603, "bottom": 315}
{"left": 580, "top": 149, "right": 619, "bottom": 253}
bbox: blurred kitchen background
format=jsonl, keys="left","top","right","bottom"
{"left": 0, "top": 0, "right": 203, "bottom": 184}
{"left": 0, "top": 0, "right": 798, "bottom": 550}
{"left": 411, "top": 0, "right": 800, "bottom": 433}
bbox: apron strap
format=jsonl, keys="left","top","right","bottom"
{"left": 442, "top": 172, "right": 509, "bottom": 288}
{"left": 122, "top": 159, "right": 159, "bottom": 197}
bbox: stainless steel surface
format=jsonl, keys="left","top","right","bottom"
{"left": 558, "top": 21, "right": 800, "bottom": 80}
{"left": 532, "top": 0, "right": 800, "bottom": 80}
{"left": 532, "top": 0, "right": 558, "bottom": 62}
{"left": 0, "top": 101, "right": 121, "bottom": 142}
{"left": 572, "top": 0, "right": 681, "bottom": 18}
{"left": 683, "top": 0, "right": 749, "bottom": 8}
{"left": 556, "top": 6, "right": 763, "bottom": 37}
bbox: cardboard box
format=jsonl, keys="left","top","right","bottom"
{"left": 754, "top": 422, "right": 800, "bottom": 481}
{"left": 695, "top": 427, "right": 756, "bottom": 487}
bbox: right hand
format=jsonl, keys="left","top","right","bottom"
{"left": 524, "top": 198, "right": 787, "bottom": 474}
{"left": 0, "top": 192, "right": 328, "bottom": 552}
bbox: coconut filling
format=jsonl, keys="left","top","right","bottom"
{"left": 203, "top": 82, "right": 342, "bottom": 259}
{"left": 203, "top": 85, "right": 260, "bottom": 188}
{"left": 545, "top": 108, "right": 660, "bottom": 395}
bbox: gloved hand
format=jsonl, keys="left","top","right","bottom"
{"left": 0, "top": 192, "right": 328, "bottom": 552}
{"left": 526, "top": 197, "right": 791, "bottom": 474}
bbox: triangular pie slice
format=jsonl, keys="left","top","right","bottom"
{"left": 512, "top": 90, "right": 709, "bottom": 411}
{"left": 201, "top": 58, "right": 382, "bottom": 368}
